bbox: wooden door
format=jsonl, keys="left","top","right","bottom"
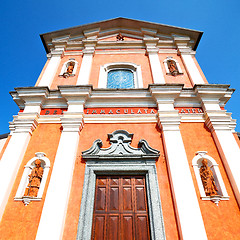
{"left": 91, "top": 175, "right": 151, "bottom": 240}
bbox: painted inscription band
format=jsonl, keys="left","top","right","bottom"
{"left": 175, "top": 107, "right": 203, "bottom": 114}
{"left": 84, "top": 107, "right": 157, "bottom": 115}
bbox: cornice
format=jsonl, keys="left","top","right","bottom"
{"left": 10, "top": 84, "right": 234, "bottom": 116}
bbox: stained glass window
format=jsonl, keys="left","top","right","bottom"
{"left": 107, "top": 69, "right": 134, "bottom": 89}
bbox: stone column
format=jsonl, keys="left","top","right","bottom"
{"left": 38, "top": 46, "right": 65, "bottom": 88}
{"left": 196, "top": 85, "right": 240, "bottom": 207}
{"left": 150, "top": 85, "right": 207, "bottom": 240}
{"left": 36, "top": 86, "right": 91, "bottom": 240}
{"left": 174, "top": 37, "right": 205, "bottom": 85}
{"left": 77, "top": 39, "right": 97, "bottom": 85}
{"left": 144, "top": 38, "right": 165, "bottom": 84}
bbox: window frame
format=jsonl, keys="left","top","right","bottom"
{"left": 98, "top": 62, "right": 143, "bottom": 89}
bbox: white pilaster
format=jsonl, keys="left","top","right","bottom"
{"left": 196, "top": 85, "right": 240, "bottom": 207}
{"left": 0, "top": 113, "right": 38, "bottom": 221}
{"left": 38, "top": 46, "right": 65, "bottom": 88}
{"left": 151, "top": 85, "right": 207, "bottom": 240}
{"left": 174, "top": 37, "right": 205, "bottom": 85}
{"left": 144, "top": 38, "right": 165, "bottom": 84}
{"left": 77, "top": 39, "right": 97, "bottom": 85}
{"left": 36, "top": 86, "right": 91, "bottom": 240}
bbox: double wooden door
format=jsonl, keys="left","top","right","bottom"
{"left": 91, "top": 175, "right": 151, "bottom": 240}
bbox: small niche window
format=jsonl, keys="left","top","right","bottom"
{"left": 163, "top": 57, "right": 183, "bottom": 76}
{"left": 15, "top": 152, "right": 50, "bottom": 205}
{"left": 59, "top": 59, "right": 78, "bottom": 78}
{"left": 98, "top": 62, "right": 143, "bottom": 89}
{"left": 192, "top": 151, "right": 229, "bottom": 205}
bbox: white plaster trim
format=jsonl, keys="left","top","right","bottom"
{"left": 77, "top": 53, "right": 93, "bottom": 85}
{"left": 95, "top": 50, "right": 146, "bottom": 54}
{"left": 98, "top": 62, "right": 143, "bottom": 88}
{"left": 192, "top": 151, "right": 229, "bottom": 202}
{"left": 36, "top": 131, "right": 80, "bottom": 240}
{"left": 84, "top": 114, "right": 157, "bottom": 123}
{"left": 162, "top": 130, "right": 207, "bottom": 239}
{"left": 181, "top": 54, "right": 205, "bottom": 85}
{"left": 0, "top": 132, "right": 31, "bottom": 220}
{"left": 15, "top": 152, "right": 50, "bottom": 201}
{"left": 38, "top": 55, "right": 62, "bottom": 88}
{"left": 148, "top": 53, "right": 165, "bottom": 84}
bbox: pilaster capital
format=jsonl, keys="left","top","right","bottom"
{"left": 149, "top": 84, "right": 183, "bottom": 102}
{"left": 60, "top": 113, "right": 84, "bottom": 133}
{"left": 82, "top": 39, "right": 98, "bottom": 54}
{"left": 157, "top": 110, "right": 181, "bottom": 131}
{"left": 149, "top": 84, "right": 183, "bottom": 131}
{"left": 11, "top": 87, "right": 50, "bottom": 113}
{"left": 204, "top": 110, "right": 236, "bottom": 132}
{"left": 48, "top": 45, "right": 66, "bottom": 57}
{"left": 10, "top": 113, "right": 39, "bottom": 135}
{"left": 143, "top": 37, "right": 159, "bottom": 54}
{"left": 173, "top": 36, "right": 193, "bottom": 55}
{"left": 59, "top": 85, "right": 92, "bottom": 112}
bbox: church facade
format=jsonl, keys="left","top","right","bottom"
{"left": 0, "top": 18, "right": 240, "bottom": 240}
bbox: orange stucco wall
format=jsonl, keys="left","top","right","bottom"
{"left": 62, "top": 123, "right": 179, "bottom": 240}
{"left": 89, "top": 53, "right": 153, "bottom": 88}
{"left": 180, "top": 123, "right": 240, "bottom": 240}
{"left": 0, "top": 124, "right": 62, "bottom": 240}
{"left": 158, "top": 53, "right": 193, "bottom": 88}
{"left": 50, "top": 54, "right": 83, "bottom": 89}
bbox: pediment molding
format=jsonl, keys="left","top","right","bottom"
{"left": 41, "top": 17, "right": 203, "bottom": 53}
{"left": 82, "top": 130, "right": 160, "bottom": 160}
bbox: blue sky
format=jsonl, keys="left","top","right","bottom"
{"left": 0, "top": 0, "right": 239, "bottom": 134}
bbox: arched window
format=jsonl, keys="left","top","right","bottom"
{"left": 59, "top": 59, "right": 78, "bottom": 78}
{"left": 15, "top": 152, "right": 50, "bottom": 205}
{"left": 107, "top": 69, "right": 134, "bottom": 89}
{"left": 192, "top": 151, "right": 229, "bottom": 205}
{"left": 98, "top": 62, "right": 143, "bottom": 89}
{"left": 163, "top": 57, "right": 183, "bottom": 76}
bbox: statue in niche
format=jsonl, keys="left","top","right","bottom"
{"left": 116, "top": 33, "right": 124, "bottom": 41}
{"left": 167, "top": 60, "right": 178, "bottom": 76}
{"left": 200, "top": 159, "right": 218, "bottom": 196}
{"left": 24, "top": 159, "right": 43, "bottom": 197}
{"left": 63, "top": 62, "right": 74, "bottom": 78}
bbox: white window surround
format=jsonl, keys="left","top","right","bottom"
{"left": 15, "top": 152, "right": 50, "bottom": 205}
{"left": 59, "top": 59, "right": 78, "bottom": 76}
{"left": 98, "top": 62, "right": 143, "bottom": 88}
{"left": 192, "top": 151, "right": 229, "bottom": 205}
{"left": 163, "top": 56, "right": 183, "bottom": 74}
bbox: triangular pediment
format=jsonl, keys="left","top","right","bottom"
{"left": 41, "top": 17, "right": 203, "bottom": 53}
